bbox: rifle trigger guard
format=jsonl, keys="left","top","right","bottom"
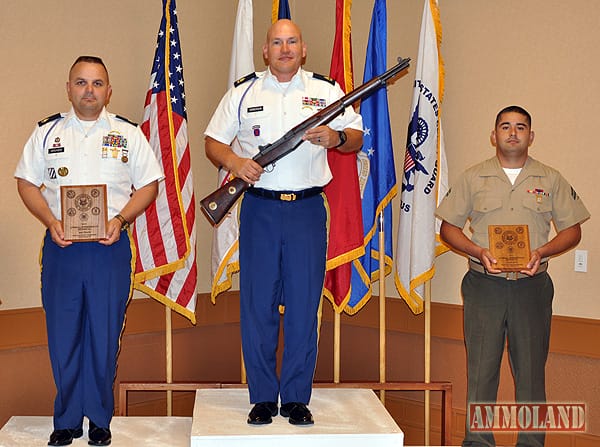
{"left": 264, "top": 163, "right": 275, "bottom": 173}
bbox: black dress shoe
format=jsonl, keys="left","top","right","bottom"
{"left": 280, "top": 402, "right": 314, "bottom": 425}
{"left": 88, "top": 421, "right": 111, "bottom": 446}
{"left": 247, "top": 401, "right": 278, "bottom": 425}
{"left": 48, "top": 428, "right": 83, "bottom": 446}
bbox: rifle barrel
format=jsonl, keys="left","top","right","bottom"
{"left": 200, "top": 56, "right": 411, "bottom": 226}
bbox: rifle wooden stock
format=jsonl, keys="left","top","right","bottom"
{"left": 200, "top": 56, "right": 411, "bottom": 226}
{"left": 200, "top": 176, "right": 250, "bottom": 226}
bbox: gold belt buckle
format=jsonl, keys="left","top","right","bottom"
{"left": 505, "top": 271, "right": 518, "bottom": 281}
{"left": 280, "top": 193, "right": 296, "bottom": 201}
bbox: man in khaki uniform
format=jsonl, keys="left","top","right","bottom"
{"left": 436, "top": 105, "right": 589, "bottom": 447}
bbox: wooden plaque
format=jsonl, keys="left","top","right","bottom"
{"left": 61, "top": 184, "right": 108, "bottom": 241}
{"left": 488, "top": 225, "right": 531, "bottom": 271}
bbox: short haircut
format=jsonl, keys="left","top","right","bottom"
{"left": 495, "top": 105, "right": 531, "bottom": 128}
{"left": 69, "top": 56, "right": 109, "bottom": 79}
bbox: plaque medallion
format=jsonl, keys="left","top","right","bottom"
{"left": 488, "top": 225, "right": 531, "bottom": 271}
{"left": 61, "top": 184, "right": 108, "bottom": 241}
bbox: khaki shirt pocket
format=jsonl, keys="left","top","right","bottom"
{"left": 471, "top": 197, "right": 503, "bottom": 247}
{"left": 522, "top": 194, "right": 553, "bottom": 214}
{"left": 521, "top": 195, "right": 553, "bottom": 249}
{"left": 473, "top": 197, "right": 502, "bottom": 214}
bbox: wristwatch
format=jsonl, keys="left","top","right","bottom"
{"left": 115, "top": 213, "right": 130, "bottom": 231}
{"left": 334, "top": 130, "right": 347, "bottom": 148}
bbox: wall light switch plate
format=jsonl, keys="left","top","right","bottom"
{"left": 574, "top": 249, "right": 588, "bottom": 273}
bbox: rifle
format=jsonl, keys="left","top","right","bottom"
{"left": 200, "top": 56, "right": 411, "bottom": 226}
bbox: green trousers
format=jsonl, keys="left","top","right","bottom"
{"left": 461, "top": 269, "right": 554, "bottom": 447}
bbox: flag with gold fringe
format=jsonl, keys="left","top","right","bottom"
{"left": 209, "top": 0, "right": 254, "bottom": 302}
{"left": 133, "top": 0, "right": 197, "bottom": 323}
{"left": 348, "top": 0, "right": 396, "bottom": 314}
{"left": 323, "top": 0, "right": 365, "bottom": 313}
{"left": 272, "top": 0, "right": 291, "bottom": 22}
{"left": 394, "top": 0, "right": 449, "bottom": 314}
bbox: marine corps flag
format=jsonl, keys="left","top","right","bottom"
{"left": 394, "top": 0, "right": 448, "bottom": 314}
{"left": 134, "top": 0, "right": 198, "bottom": 323}
{"left": 323, "top": 0, "right": 365, "bottom": 312}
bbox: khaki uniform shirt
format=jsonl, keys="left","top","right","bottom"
{"left": 436, "top": 156, "right": 590, "bottom": 258}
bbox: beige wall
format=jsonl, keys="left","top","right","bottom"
{"left": 1, "top": 1, "right": 598, "bottom": 318}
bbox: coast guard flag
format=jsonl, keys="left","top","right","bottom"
{"left": 348, "top": 0, "right": 396, "bottom": 314}
{"left": 394, "top": 0, "right": 448, "bottom": 314}
{"left": 272, "top": 0, "right": 291, "bottom": 21}
{"left": 323, "top": 0, "right": 365, "bottom": 312}
{"left": 210, "top": 0, "right": 254, "bottom": 301}
{"left": 133, "top": 0, "right": 198, "bottom": 323}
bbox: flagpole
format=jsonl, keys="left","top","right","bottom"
{"left": 334, "top": 314, "right": 340, "bottom": 383}
{"left": 424, "top": 280, "right": 432, "bottom": 445}
{"left": 166, "top": 307, "right": 173, "bottom": 416}
{"left": 378, "top": 211, "right": 386, "bottom": 404}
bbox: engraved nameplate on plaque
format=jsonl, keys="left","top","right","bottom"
{"left": 488, "top": 224, "right": 531, "bottom": 271}
{"left": 61, "top": 184, "right": 108, "bottom": 241}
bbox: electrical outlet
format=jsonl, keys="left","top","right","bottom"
{"left": 574, "top": 250, "right": 587, "bottom": 273}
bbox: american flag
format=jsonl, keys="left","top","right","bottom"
{"left": 133, "top": 0, "right": 197, "bottom": 323}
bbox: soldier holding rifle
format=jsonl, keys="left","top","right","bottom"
{"left": 205, "top": 19, "right": 363, "bottom": 425}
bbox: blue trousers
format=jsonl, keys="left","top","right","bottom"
{"left": 461, "top": 270, "right": 553, "bottom": 447}
{"left": 41, "top": 231, "right": 133, "bottom": 430}
{"left": 239, "top": 192, "right": 327, "bottom": 405}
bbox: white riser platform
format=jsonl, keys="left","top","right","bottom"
{"left": 1, "top": 388, "right": 407, "bottom": 447}
{"left": 191, "top": 388, "right": 404, "bottom": 447}
{"left": 0, "top": 416, "right": 191, "bottom": 447}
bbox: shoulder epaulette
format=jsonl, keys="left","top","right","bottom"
{"left": 234, "top": 72, "right": 257, "bottom": 87}
{"left": 38, "top": 113, "right": 63, "bottom": 127}
{"left": 115, "top": 115, "right": 138, "bottom": 127}
{"left": 313, "top": 73, "right": 335, "bottom": 85}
